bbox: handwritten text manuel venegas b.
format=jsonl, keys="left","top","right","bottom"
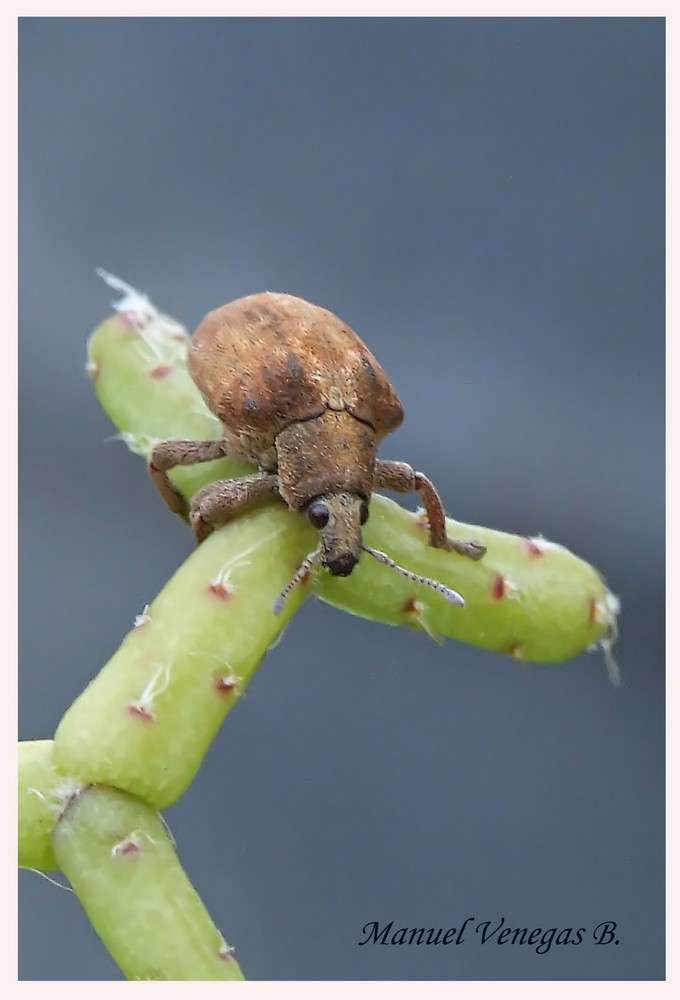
{"left": 358, "top": 917, "right": 619, "bottom": 956}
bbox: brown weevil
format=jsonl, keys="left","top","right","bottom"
{"left": 148, "top": 292, "right": 486, "bottom": 611}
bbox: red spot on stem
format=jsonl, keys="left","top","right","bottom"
{"left": 523, "top": 538, "right": 544, "bottom": 557}
{"left": 113, "top": 836, "right": 141, "bottom": 856}
{"left": 119, "top": 311, "right": 138, "bottom": 329}
{"left": 128, "top": 703, "right": 154, "bottom": 721}
{"left": 214, "top": 676, "right": 237, "bottom": 694}
{"left": 402, "top": 595, "right": 419, "bottom": 615}
{"left": 149, "top": 362, "right": 173, "bottom": 379}
{"left": 208, "top": 582, "right": 231, "bottom": 600}
{"left": 491, "top": 574, "right": 506, "bottom": 600}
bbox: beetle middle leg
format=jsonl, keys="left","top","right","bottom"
{"left": 189, "top": 472, "right": 280, "bottom": 543}
{"left": 148, "top": 439, "right": 229, "bottom": 521}
{"left": 374, "top": 460, "right": 486, "bottom": 560}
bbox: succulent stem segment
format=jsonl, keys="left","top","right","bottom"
{"left": 19, "top": 739, "right": 64, "bottom": 871}
{"left": 54, "top": 504, "right": 315, "bottom": 808}
{"left": 53, "top": 784, "right": 244, "bottom": 981}
{"left": 19, "top": 739, "right": 244, "bottom": 981}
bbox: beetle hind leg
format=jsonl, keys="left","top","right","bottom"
{"left": 148, "top": 438, "right": 229, "bottom": 522}
{"left": 373, "top": 459, "right": 486, "bottom": 560}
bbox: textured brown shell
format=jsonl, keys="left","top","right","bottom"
{"left": 188, "top": 292, "right": 404, "bottom": 447}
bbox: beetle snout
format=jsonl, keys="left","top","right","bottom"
{"left": 326, "top": 551, "right": 359, "bottom": 577}
{"left": 308, "top": 491, "right": 365, "bottom": 578}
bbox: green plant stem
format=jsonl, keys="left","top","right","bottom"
{"left": 18, "top": 739, "right": 62, "bottom": 870}
{"left": 54, "top": 503, "right": 315, "bottom": 808}
{"left": 53, "top": 786, "right": 244, "bottom": 980}
{"left": 19, "top": 740, "right": 244, "bottom": 980}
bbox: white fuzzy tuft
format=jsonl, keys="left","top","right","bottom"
{"left": 105, "top": 430, "right": 161, "bottom": 458}
{"left": 27, "top": 777, "right": 84, "bottom": 822}
{"left": 97, "top": 268, "right": 189, "bottom": 363}
{"left": 528, "top": 534, "right": 568, "bottom": 554}
{"left": 587, "top": 588, "right": 622, "bottom": 686}
{"left": 133, "top": 605, "right": 152, "bottom": 628}
{"left": 129, "top": 662, "right": 172, "bottom": 720}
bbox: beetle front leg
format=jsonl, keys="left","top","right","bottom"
{"left": 374, "top": 460, "right": 486, "bottom": 560}
{"left": 190, "top": 473, "right": 280, "bottom": 543}
{"left": 148, "top": 439, "right": 229, "bottom": 521}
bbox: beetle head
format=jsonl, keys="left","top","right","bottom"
{"left": 305, "top": 491, "right": 369, "bottom": 576}
{"left": 273, "top": 495, "right": 467, "bottom": 615}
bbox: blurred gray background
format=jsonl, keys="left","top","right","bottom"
{"left": 19, "top": 17, "right": 664, "bottom": 981}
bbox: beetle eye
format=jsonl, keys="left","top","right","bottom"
{"left": 307, "top": 500, "right": 330, "bottom": 529}
{"left": 360, "top": 500, "right": 370, "bottom": 525}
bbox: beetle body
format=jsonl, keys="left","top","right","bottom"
{"left": 150, "top": 291, "right": 484, "bottom": 596}
{"left": 187, "top": 293, "right": 403, "bottom": 575}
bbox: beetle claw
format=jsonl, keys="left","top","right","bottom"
{"left": 444, "top": 537, "right": 486, "bottom": 561}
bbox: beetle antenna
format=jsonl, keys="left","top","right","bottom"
{"left": 362, "top": 545, "right": 465, "bottom": 607}
{"left": 273, "top": 550, "right": 321, "bottom": 615}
